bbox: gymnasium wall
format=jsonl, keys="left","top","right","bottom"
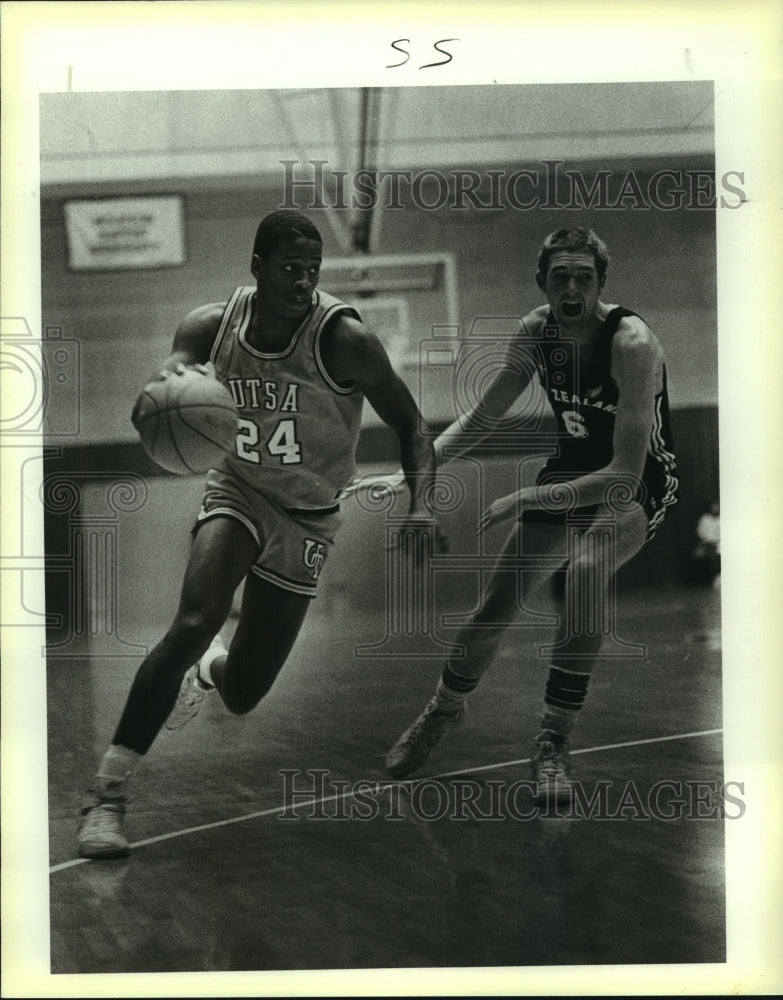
{"left": 41, "top": 159, "right": 717, "bottom": 444}
{"left": 41, "top": 157, "right": 720, "bottom": 641}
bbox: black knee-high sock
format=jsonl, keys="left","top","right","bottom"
{"left": 539, "top": 665, "right": 591, "bottom": 740}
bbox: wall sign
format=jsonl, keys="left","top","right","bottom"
{"left": 64, "top": 195, "right": 185, "bottom": 271}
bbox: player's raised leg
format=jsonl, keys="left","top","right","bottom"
{"left": 196, "top": 571, "right": 313, "bottom": 716}
{"left": 172, "top": 497, "right": 333, "bottom": 721}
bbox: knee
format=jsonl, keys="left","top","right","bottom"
{"left": 166, "top": 608, "right": 222, "bottom": 651}
{"left": 567, "top": 552, "right": 609, "bottom": 586}
{"left": 220, "top": 658, "right": 277, "bottom": 716}
{"left": 222, "top": 695, "right": 256, "bottom": 716}
{"left": 221, "top": 682, "right": 273, "bottom": 716}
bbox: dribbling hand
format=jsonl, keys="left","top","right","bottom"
{"left": 132, "top": 363, "right": 212, "bottom": 427}
{"left": 157, "top": 362, "right": 210, "bottom": 380}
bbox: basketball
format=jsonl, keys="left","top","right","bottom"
{"left": 133, "top": 368, "right": 238, "bottom": 475}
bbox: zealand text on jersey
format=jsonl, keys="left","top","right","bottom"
{"left": 549, "top": 387, "right": 617, "bottom": 412}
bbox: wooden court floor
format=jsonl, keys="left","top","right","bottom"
{"left": 47, "top": 575, "right": 724, "bottom": 974}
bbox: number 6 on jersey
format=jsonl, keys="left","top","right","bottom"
{"left": 236, "top": 417, "right": 302, "bottom": 465}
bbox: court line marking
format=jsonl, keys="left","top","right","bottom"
{"left": 53, "top": 727, "right": 722, "bottom": 875}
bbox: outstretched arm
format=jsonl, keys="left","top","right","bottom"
{"left": 480, "top": 318, "right": 662, "bottom": 530}
{"left": 321, "top": 316, "right": 435, "bottom": 518}
{"left": 434, "top": 322, "right": 537, "bottom": 464}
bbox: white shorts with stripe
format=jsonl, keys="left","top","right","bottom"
{"left": 194, "top": 469, "right": 342, "bottom": 597}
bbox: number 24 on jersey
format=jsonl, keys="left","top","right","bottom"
{"left": 236, "top": 417, "right": 302, "bottom": 465}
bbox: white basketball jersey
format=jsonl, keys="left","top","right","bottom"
{"left": 210, "top": 287, "right": 364, "bottom": 510}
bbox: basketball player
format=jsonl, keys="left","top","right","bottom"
{"left": 385, "top": 228, "right": 678, "bottom": 802}
{"left": 78, "top": 210, "right": 437, "bottom": 859}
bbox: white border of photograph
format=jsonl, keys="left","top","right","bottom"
{"left": 2, "top": 2, "right": 781, "bottom": 997}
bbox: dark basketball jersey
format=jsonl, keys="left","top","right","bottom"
{"left": 532, "top": 306, "right": 678, "bottom": 534}
{"left": 209, "top": 287, "right": 364, "bottom": 511}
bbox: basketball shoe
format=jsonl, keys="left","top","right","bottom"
{"left": 531, "top": 730, "right": 574, "bottom": 805}
{"left": 165, "top": 636, "right": 224, "bottom": 731}
{"left": 77, "top": 780, "right": 130, "bottom": 860}
{"left": 385, "top": 697, "right": 466, "bottom": 778}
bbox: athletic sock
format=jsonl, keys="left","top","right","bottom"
{"left": 94, "top": 744, "right": 141, "bottom": 797}
{"left": 539, "top": 665, "right": 592, "bottom": 741}
{"left": 434, "top": 663, "right": 478, "bottom": 711}
{"left": 197, "top": 638, "right": 226, "bottom": 688}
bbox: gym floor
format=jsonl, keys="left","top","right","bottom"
{"left": 47, "top": 533, "right": 725, "bottom": 977}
